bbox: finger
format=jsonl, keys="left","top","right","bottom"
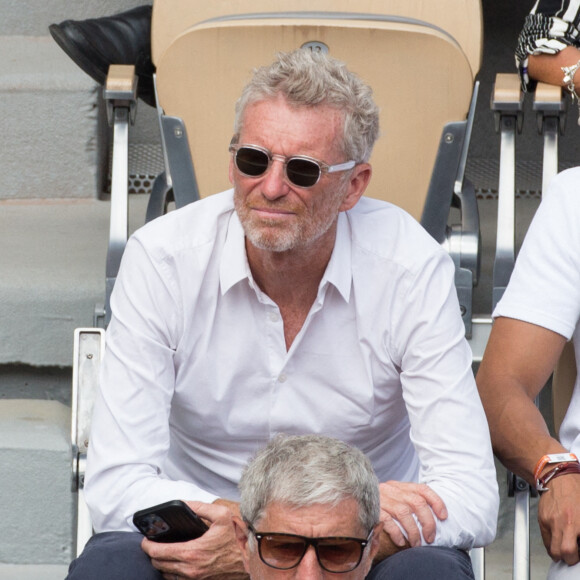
{"left": 148, "top": 552, "right": 179, "bottom": 577}
{"left": 380, "top": 512, "right": 408, "bottom": 548}
{"left": 379, "top": 481, "right": 447, "bottom": 520}
{"left": 379, "top": 484, "right": 421, "bottom": 546}
{"left": 185, "top": 500, "right": 231, "bottom": 525}
{"left": 559, "top": 528, "right": 580, "bottom": 566}
{"left": 389, "top": 503, "right": 423, "bottom": 547}
{"left": 379, "top": 482, "right": 445, "bottom": 544}
{"left": 386, "top": 484, "right": 436, "bottom": 542}
{"left": 548, "top": 526, "right": 563, "bottom": 562}
{"left": 142, "top": 536, "right": 188, "bottom": 561}
{"left": 213, "top": 498, "right": 242, "bottom": 518}
{"left": 408, "top": 497, "right": 437, "bottom": 544}
{"left": 538, "top": 520, "right": 554, "bottom": 558}
{"left": 413, "top": 484, "right": 448, "bottom": 521}
{"left": 159, "top": 566, "right": 183, "bottom": 580}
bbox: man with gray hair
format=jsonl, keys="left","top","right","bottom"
{"left": 233, "top": 434, "right": 383, "bottom": 579}
{"left": 66, "top": 48, "right": 497, "bottom": 580}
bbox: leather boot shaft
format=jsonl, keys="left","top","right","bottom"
{"left": 50, "top": 5, "right": 155, "bottom": 106}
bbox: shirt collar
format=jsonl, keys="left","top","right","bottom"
{"left": 323, "top": 212, "right": 352, "bottom": 303}
{"left": 219, "top": 209, "right": 353, "bottom": 302}
{"left": 220, "top": 211, "right": 251, "bottom": 295}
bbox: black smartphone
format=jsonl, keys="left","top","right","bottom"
{"left": 133, "top": 499, "right": 209, "bottom": 543}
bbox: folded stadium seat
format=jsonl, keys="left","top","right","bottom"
{"left": 73, "top": 2, "right": 487, "bottom": 574}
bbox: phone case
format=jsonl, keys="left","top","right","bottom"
{"left": 133, "top": 499, "right": 209, "bottom": 543}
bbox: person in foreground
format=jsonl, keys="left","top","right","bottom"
{"left": 477, "top": 167, "right": 580, "bottom": 580}
{"left": 66, "top": 49, "right": 498, "bottom": 580}
{"left": 233, "top": 434, "right": 383, "bottom": 580}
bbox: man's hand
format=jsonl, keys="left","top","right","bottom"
{"left": 378, "top": 481, "right": 447, "bottom": 551}
{"left": 142, "top": 501, "right": 248, "bottom": 580}
{"left": 538, "top": 475, "right": 580, "bottom": 565}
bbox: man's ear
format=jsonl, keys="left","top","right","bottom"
{"left": 339, "top": 163, "right": 372, "bottom": 212}
{"left": 229, "top": 156, "right": 235, "bottom": 185}
{"left": 232, "top": 516, "right": 252, "bottom": 574}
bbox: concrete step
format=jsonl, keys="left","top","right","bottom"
{"left": 0, "top": 34, "right": 161, "bottom": 203}
{"left": 0, "top": 564, "right": 69, "bottom": 580}
{"left": 0, "top": 0, "right": 145, "bottom": 36}
{"left": 0, "top": 196, "right": 148, "bottom": 367}
{"left": 0, "top": 36, "right": 96, "bottom": 201}
{"left": 0, "top": 400, "right": 72, "bottom": 567}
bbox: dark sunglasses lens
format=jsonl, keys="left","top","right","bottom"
{"left": 286, "top": 158, "right": 321, "bottom": 187}
{"left": 235, "top": 147, "right": 269, "bottom": 176}
{"left": 317, "top": 539, "right": 362, "bottom": 571}
{"left": 259, "top": 534, "right": 363, "bottom": 572}
{"left": 261, "top": 535, "right": 306, "bottom": 569}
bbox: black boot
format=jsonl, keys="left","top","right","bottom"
{"left": 49, "top": 5, "right": 155, "bottom": 107}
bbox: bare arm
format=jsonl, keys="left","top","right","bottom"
{"left": 476, "top": 317, "right": 567, "bottom": 481}
{"left": 477, "top": 317, "right": 580, "bottom": 565}
{"left": 528, "top": 46, "right": 580, "bottom": 87}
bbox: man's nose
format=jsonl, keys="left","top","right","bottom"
{"left": 295, "top": 546, "right": 325, "bottom": 580}
{"left": 260, "top": 158, "right": 290, "bottom": 200}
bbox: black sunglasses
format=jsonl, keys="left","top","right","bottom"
{"left": 229, "top": 143, "right": 356, "bottom": 188}
{"left": 247, "top": 524, "right": 373, "bottom": 573}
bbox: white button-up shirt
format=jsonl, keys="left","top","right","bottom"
{"left": 85, "top": 190, "right": 498, "bottom": 549}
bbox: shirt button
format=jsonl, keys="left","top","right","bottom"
{"left": 278, "top": 374, "right": 287, "bottom": 383}
{"left": 268, "top": 312, "right": 279, "bottom": 323}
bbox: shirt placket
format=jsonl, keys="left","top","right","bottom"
{"left": 265, "top": 282, "right": 330, "bottom": 434}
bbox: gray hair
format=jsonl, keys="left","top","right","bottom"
{"left": 239, "top": 434, "right": 380, "bottom": 532}
{"left": 233, "top": 49, "right": 380, "bottom": 163}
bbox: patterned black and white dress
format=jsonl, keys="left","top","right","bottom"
{"left": 516, "top": 0, "right": 580, "bottom": 89}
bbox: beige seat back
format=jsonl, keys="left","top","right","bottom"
{"left": 553, "top": 340, "right": 577, "bottom": 437}
{"left": 154, "top": 14, "right": 475, "bottom": 219}
{"left": 152, "top": 1, "right": 482, "bottom": 78}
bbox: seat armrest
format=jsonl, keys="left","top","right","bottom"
{"left": 102, "top": 66, "right": 138, "bottom": 326}
{"left": 104, "top": 64, "right": 137, "bottom": 124}
{"left": 71, "top": 328, "right": 105, "bottom": 556}
{"left": 491, "top": 73, "right": 523, "bottom": 310}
